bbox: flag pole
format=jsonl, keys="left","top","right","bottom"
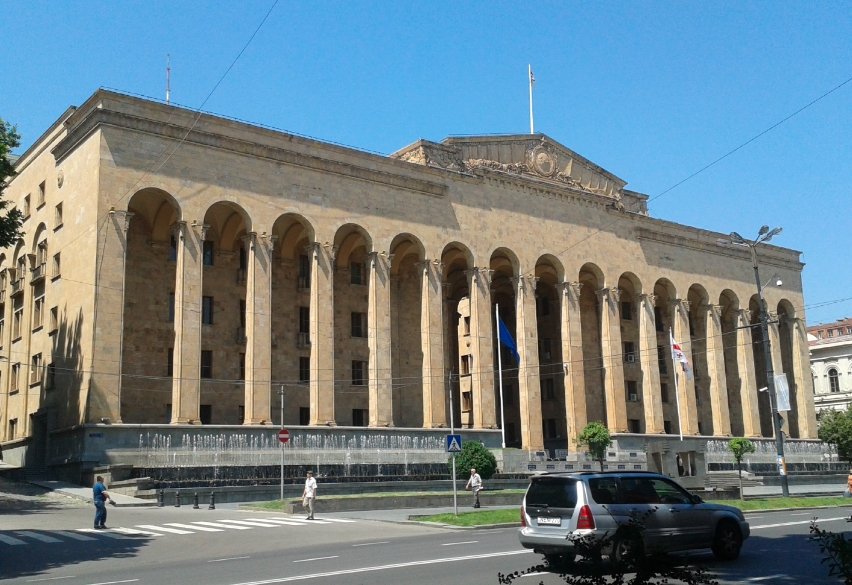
{"left": 670, "top": 329, "right": 683, "bottom": 441}
{"left": 528, "top": 65, "right": 535, "bottom": 134}
{"left": 496, "top": 303, "right": 506, "bottom": 449}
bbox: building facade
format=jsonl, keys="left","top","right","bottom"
{"left": 809, "top": 318, "right": 852, "bottom": 413}
{"left": 0, "top": 90, "right": 818, "bottom": 477}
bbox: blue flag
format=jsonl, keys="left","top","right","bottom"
{"left": 497, "top": 317, "right": 521, "bottom": 364}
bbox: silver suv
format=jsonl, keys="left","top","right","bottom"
{"left": 519, "top": 471, "right": 749, "bottom": 564}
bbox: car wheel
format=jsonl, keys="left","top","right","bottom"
{"left": 611, "top": 532, "right": 643, "bottom": 567}
{"left": 711, "top": 521, "right": 743, "bottom": 560}
{"left": 543, "top": 552, "right": 576, "bottom": 568}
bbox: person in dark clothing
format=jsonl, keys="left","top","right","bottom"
{"left": 93, "top": 476, "right": 111, "bottom": 529}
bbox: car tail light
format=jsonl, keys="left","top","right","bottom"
{"left": 576, "top": 504, "right": 595, "bottom": 530}
{"left": 520, "top": 505, "right": 527, "bottom": 527}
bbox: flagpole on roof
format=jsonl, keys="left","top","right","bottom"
{"left": 496, "top": 304, "right": 507, "bottom": 449}
{"left": 528, "top": 65, "right": 535, "bottom": 134}
{"left": 670, "top": 329, "right": 684, "bottom": 441}
{"left": 166, "top": 54, "right": 171, "bottom": 104}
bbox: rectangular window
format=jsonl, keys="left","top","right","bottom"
{"left": 52, "top": 252, "right": 61, "bottom": 279}
{"left": 33, "top": 296, "right": 45, "bottom": 329}
{"left": 55, "top": 202, "right": 63, "bottom": 228}
{"left": 299, "top": 356, "right": 310, "bottom": 383}
{"left": 239, "top": 353, "right": 245, "bottom": 380}
{"left": 628, "top": 419, "right": 641, "bottom": 433}
{"left": 621, "top": 301, "right": 633, "bottom": 321}
{"left": 168, "top": 293, "right": 175, "bottom": 322}
{"left": 23, "top": 194, "right": 30, "bottom": 218}
{"left": 203, "top": 241, "right": 215, "bottom": 266}
{"left": 31, "top": 354, "right": 43, "bottom": 384}
{"left": 299, "top": 306, "right": 310, "bottom": 334}
{"left": 298, "top": 254, "right": 311, "bottom": 289}
{"left": 351, "top": 360, "right": 367, "bottom": 386}
{"left": 626, "top": 380, "right": 639, "bottom": 402}
{"left": 351, "top": 312, "right": 366, "bottom": 338}
{"left": 352, "top": 408, "right": 367, "bottom": 427}
{"left": 167, "top": 348, "right": 174, "bottom": 377}
{"left": 350, "top": 261, "right": 365, "bottom": 285}
{"left": 10, "top": 363, "right": 19, "bottom": 392}
{"left": 46, "top": 362, "right": 56, "bottom": 390}
{"left": 461, "top": 354, "right": 471, "bottom": 375}
{"left": 623, "top": 341, "right": 636, "bottom": 363}
{"left": 202, "top": 296, "right": 214, "bottom": 325}
{"left": 37, "top": 181, "right": 46, "bottom": 207}
{"left": 541, "top": 377, "right": 555, "bottom": 400}
{"left": 239, "top": 300, "right": 246, "bottom": 327}
{"left": 654, "top": 306, "right": 664, "bottom": 332}
{"left": 0, "top": 317, "right": 5, "bottom": 346}
{"left": 464, "top": 316, "right": 471, "bottom": 336}
{"left": 299, "top": 407, "right": 310, "bottom": 426}
{"left": 663, "top": 420, "right": 672, "bottom": 434}
{"left": 8, "top": 418, "right": 16, "bottom": 439}
{"left": 657, "top": 345, "right": 668, "bottom": 375}
{"left": 661, "top": 383, "right": 669, "bottom": 403}
{"left": 541, "top": 338, "right": 552, "bottom": 361}
{"left": 200, "top": 405, "right": 212, "bottom": 425}
{"left": 13, "top": 308, "right": 23, "bottom": 339}
{"left": 200, "top": 350, "right": 213, "bottom": 379}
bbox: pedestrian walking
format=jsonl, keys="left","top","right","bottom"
{"left": 92, "top": 475, "right": 111, "bottom": 529}
{"left": 466, "top": 467, "right": 483, "bottom": 508}
{"left": 303, "top": 470, "right": 317, "bottom": 519}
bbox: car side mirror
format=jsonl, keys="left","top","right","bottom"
{"left": 690, "top": 494, "right": 703, "bottom": 504}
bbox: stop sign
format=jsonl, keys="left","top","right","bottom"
{"left": 278, "top": 428, "right": 290, "bottom": 444}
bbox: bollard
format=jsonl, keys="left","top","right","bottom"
{"left": 175, "top": 490, "right": 181, "bottom": 507}
{"left": 158, "top": 489, "right": 165, "bottom": 507}
{"left": 208, "top": 491, "right": 216, "bottom": 510}
{"left": 193, "top": 491, "right": 200, "bottom": 509}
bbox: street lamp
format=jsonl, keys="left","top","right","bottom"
{"left": 730, "top": 226, "right": 789, "bottom": 497}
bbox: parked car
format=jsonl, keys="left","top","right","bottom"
{"left": 519, "top": 470, "right": 749, "bottom": 565}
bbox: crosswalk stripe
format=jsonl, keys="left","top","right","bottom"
{"left": 165, "top": 523, "right": 223, "bottom": 532}
{"left": 316, "top": 518, "right": 357, "bottom": 523}
{"left": 280, "top": 518, "right": 333, "bottom": 525}
{"left": 135, "top": 524, "right": 194, "bottom": 535}
{"left": 112, "top": 527, "right": 162, "bottom": 537}
{"left": 217, "top": 519, "right": 282, "bottom": 528}
{"left": 78, "top": 529, "right": 137, "bottom": 539}
{"left": 14, "top": 531, "right": 63, "bottom": 543}
{"left": 0, "top": 534, "right": 26, "bottom": 545}
{"left": 243, "top": 518, "right": 306, "bottom": 526}
{"left": 193, "top": 521, "right": 252, "bottom": 530}
{"left": 54, "top": 530, "right": 97, "bottom": 541}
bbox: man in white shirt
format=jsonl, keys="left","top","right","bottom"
{"left": 303, "top": 470, "right": 317, "bottom": 519}
{"left": 466, "top": 468, "right": 482, "bottom": 508}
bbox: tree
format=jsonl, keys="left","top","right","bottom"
{"left": 818, "top": 407, "right": 852, "bottom": 466}
{"left": 0, "top": 118, "right": 24, "bottom": 247}
{"left": 577, "top": 421, "right": 611, "bottom": 471}
{"left": 727, "top": 438, "right": 755, "bottom": 500}
{"left": 450, "top": 441, "right": 497, "bottom": 480}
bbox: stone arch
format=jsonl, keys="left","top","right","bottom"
{"left": 652, "top": 278, "right": 679, "bottom": 433}
{"left": 579, "top": 263, "right": 605, "bottom": 426}
{"left": 491, "top": 248, "right": 520, "bottom": 446}
{"left": 203, "top": 201, "right": 251, "bottom": 254}
{"left": 618, "top": 273, "right": 643, "bottom": 433}
{"left": 535, "top": 255, "right": 567, "bottom": 449}
{"left": 776, "top": 298, "right": 801, "bottom": 437}
{"left": 687, "top": 284, "right": 711, "bottom": 435}
{"left": 121, "top": 189, "right": 182, "bottom": 423}
{"left": 719, "top": 289, "right": 746, "bottom": 436}
{"left": 441, "top": 242, "right": 474, "bottom": 428}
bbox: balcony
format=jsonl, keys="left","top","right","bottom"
{"left": 11, "top": 279, "right": 24, "bottom": 296}
{"left": 31, "top": 262, "right": 46, "bottom": 283}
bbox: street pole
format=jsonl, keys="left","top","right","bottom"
{"left": 280, "top": 384, "right": 284, "bottom": 501}
{"left": 750, "top": 246, "right": 790, "bottom": 497}
{"left": 449, "top": 369, "right": 458, "bottom": 516}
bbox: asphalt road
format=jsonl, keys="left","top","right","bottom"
{"left": 3, "top": 495, "right": 852, "bottom": 585}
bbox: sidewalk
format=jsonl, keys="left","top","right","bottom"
{"left": 29, "top": 480, "right": 157, "bottom": 508}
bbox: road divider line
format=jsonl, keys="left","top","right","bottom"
{"left": 351, "top": 541, "right": 389, "bottom": 547}
{"left": 209, "top": 556, "right": 252, "bottom": 563}
{"left": 293, "top": 556, "right": 339, "bottom": 563}
{"left": 441, "top": 541, "right": 478, "bottom": 546}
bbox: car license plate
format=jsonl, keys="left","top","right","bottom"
{"left": 537, "top": 516, "right": 561, "bottom": 526}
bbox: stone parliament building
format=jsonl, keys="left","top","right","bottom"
{"left": 0, "top": 90, "right": 818, "bottom": 482}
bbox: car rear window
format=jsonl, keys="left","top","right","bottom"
{"left": 526, "top": 477, "right": 578, "bottom": 508}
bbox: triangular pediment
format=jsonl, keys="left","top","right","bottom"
{"left": 392, "top": 134, "right": 627, "bottom": 200}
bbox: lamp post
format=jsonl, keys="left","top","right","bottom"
{"left": 730, "top": 226, "right": 789, "bottom": 497}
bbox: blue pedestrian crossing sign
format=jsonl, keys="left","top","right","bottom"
{"left": 446, "top": 434, "right": 462, "bottom": 453}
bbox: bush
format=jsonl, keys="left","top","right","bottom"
{"left": 449, "top": 441, "right": 497, "bottom": 480}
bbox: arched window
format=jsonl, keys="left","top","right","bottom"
{"left": 829, "top": 368, "right": 840, "bottom": 393}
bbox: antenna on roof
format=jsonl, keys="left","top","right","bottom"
{"left": 166, "top": 54, "right": 171, "bottom": 104}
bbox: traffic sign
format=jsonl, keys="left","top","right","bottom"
{"left": 446, "top": 434, "right": 462, "bottom": 453}
{"left": 278, "top": 428, "right": 290, "bottom": 444}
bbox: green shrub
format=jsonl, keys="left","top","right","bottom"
{"left": 449, "top": 441, "right": 497, "bottom": 479}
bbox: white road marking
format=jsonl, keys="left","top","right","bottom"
{"left": 85, "top": 580, "right": 138, "bottom": 585}
{"left": 442, "top": 541, "right": 478, "bottom": 546}
{"left": 217, "top": 519, "right": 284, "bottom": 528}
{"left": 244, "top": 518, "right": 306, "bottom": 526}
{"left": 165, "top": 522, "right": 223, "bottom": 532}
{"left": 135, "top": 524, "right": 193, "bottom": 535}
{"left": 279, "top": 518, "right": 333, "bottom": 525}
{"left": 209, "top": 556, "right": 252, "bottom": 563}
{"left": 751, "top": 514, "right": 850, "bottom": 530}
{"left": 111, "top": 527, "right": 162, "bottom": 537}
{"left": 0, "top": 534, "right": 27, "bottom": 545}
{"left": 54, "top": 531, "right": 96, "bottom": 541}
{"left": 25, "top": 576, "right": 76, "bottom": 582}
{"left": 193, "top": 521, "right": 253, "bottom": 530}
{"left": 77, "top": 529, "right": 136, "bottom": 540}
{"left": 293, "top": 556, "right": 339, "bottom": 563}
{"left": 351, "top": 541, "right": 389, "bottom": 547}
{"left": 14, "top": 531, "right": 62, "bottom": 543}
{"left": 230, "top": 549, "right": 532, "bottom": 584}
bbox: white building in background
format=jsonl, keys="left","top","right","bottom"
{"left": 809, "top": 318, "right": 852, "bottom": 413}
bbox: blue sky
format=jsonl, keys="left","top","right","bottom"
{"left": 2, "top": 1, "right": 850, "bottom": 324}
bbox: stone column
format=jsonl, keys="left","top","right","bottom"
{"left": 0, "top": 270, "right": 12, "bottom": 439}
{"left": 597, "top": 287, "right": 627, "bottom": 432}
{"left": 516, "top": 275, "right": 543, "bottom": 450}
{"left": 703, "top": 303, "right": 731, "bottom": 436}
{"left": 469, "top": 267, "right": 496, "bottom": 429}
{"left": 638, "top": 294, "right": 664, "bottom": 434}
{"left": 560, "top": 282, "right": 586, "bottom": 446}
{"left": 736, "top": 309, "right": 761, "bottom": 437}
{"left": 767, "top": 312, "right": 789, "bottom": 436}
{"left": 310, "top": 242, "right": 336, "bottom": 425}
{"left": 420, "top": 260, "right": 446, "bottom": 428}
{"left": 670, "top": 299, "right": 698, "bottom": 436}
{"left": 788, "top": 316, "right": 817, "bottom": 438}
{"left": 368, "top": 251, "right": 393, "bottom": 427}
{"left": 171, "top": 221, "right": 203, "bottom": 424}
{"left": 244, "top": 232, "right": 273, "bottom": 424}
